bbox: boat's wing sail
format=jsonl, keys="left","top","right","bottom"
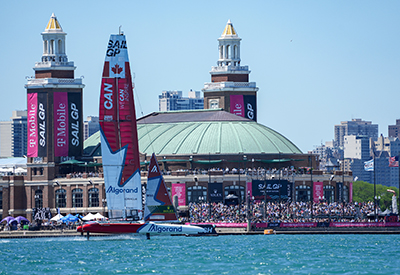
{"left": 99, "top": 34, "right": 142, "bottom": 219}
{"left": 144, "top": 153, "right": 179, "bottom": 222}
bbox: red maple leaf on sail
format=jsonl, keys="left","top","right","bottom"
{"left": 111, "top": 64, "right": 123, "bottom": 74}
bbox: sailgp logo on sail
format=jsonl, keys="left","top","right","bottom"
{"left": 106, "top": 186, "right": 138, "bottom": 195}
{"left": 148, "top": 224, "right": 182, "bottom": 233}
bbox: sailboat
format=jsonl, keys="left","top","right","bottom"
{"left": 77, "top": 32, "right": 209, "bottom": 237}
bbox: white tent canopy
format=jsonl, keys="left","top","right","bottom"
{"left": 50, "top": 214, "right": 64, "bottom": 221}
{"left": 82, "top": 213, "right": 96, "bottom": 221}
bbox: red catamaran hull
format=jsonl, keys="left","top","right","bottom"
{"left": 78, "top": 222, "right": 144, "bottom": 234}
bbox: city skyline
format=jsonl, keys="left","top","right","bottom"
{"left": 1, "top": 1, "right": 399, "bottom": 152}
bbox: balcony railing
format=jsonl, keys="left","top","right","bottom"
{"left": 203, "top": 81, "right": 257, "bottom": 90}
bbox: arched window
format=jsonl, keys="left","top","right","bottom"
{"left": 55, "top": 189, "right": 66, "bottom": 208}
{"left": 233, "top": 45, "right": 238, "bottom": 59}
{"left": 44, "top": 40, "right": 48, "bottom": 54}
{"left": 187, "top": 186, "right": 207, "bottom": 203}
{"left": 226, "top": 45, "right": 230, "bottom": 59}
{"left": 295, "top": 185, "right": 310, "bottom": 202}
{"left": 88, "top": 188, "right": 99, "bottom": 207}
{"left": 34, "top": 189, "right": 43, "bottom": 208}
{"left": 324, "top": 185, "right": 335, "bottom": 203}
{"left": 72, "top": 188, "right": 83, "bottom": 208}
{"left": 224, "top": 185, "right": 245, "bottom": 203}
{"left": 58, "top": 39, "right": 63, "bottom": 54}
{"left": 50, "top": 40, "right": 55, "bottom": 54}
{"left": 343, "top": 186, "right": 349, "bottom": 202}
{"left": 219, "top": 46, "right": 223, "bottom": 59}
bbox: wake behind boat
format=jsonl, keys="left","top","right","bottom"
{"left": 78, "top": 32, "right": 211, "bottom": 238}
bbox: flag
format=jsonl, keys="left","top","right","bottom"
{"left": 389, "top": 156, "right": 399, "bottom": 167}
{"left": 364, "top": 159, "right": 374, "bottom": 171}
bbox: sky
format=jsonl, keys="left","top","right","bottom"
{"left": 1, "top": 1, "right": 399, "bottom": 153}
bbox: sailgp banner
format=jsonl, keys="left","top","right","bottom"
{"left": 27, "top": 93, "right": 49, "bottom": 157}
{"left": 230, "top": 95, "right": 244, "bottom": 117}
{"left": 171, "top": 183, "right": 186, "bottom": 206}
{"left": 313, "top": 182, "right": 324, "bottom": 203}
{"left": 252, "top": 180, "right": 292, "bottom": 200}
{"left": 53, "top": 92, "right": 69, "bottom": 157}
{"left": 27, "top": 93, "right": 38, "bottom": 157}
{"left": 209, "top": 182, "right": 223, "bottom": 202}
{"left": 68, "top": 93, "right": 82, "bottom": 156}
{"left": 229, "top": 95, "right": 257, "bottom": 121}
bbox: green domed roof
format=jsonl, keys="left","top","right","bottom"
{"left": 84, "top": 110, "right": 302, "bottom": 156}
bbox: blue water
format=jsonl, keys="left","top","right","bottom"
{"left": 0, "top": 234, "right": 398, "bottom": 274}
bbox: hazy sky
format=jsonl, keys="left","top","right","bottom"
{"left": 1, "top": 1, "right": 399, "bottom": 153}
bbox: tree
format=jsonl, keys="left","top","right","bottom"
{"left": 352, "top": 181, "right": 398, "bottom": 211}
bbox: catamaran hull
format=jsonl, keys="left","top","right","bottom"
{"left": 79, "top": 222, "right": 206, "bottom": 235}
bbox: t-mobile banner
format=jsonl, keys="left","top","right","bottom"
{"left": 37, "top": 93, "right": 47, "bottom": 157}
{"left": 252, "top": 180, "right": 292, "bottom": 201}
{"left": 349, "top": 182, "right": 353, "bottom": 202}
{"left": 336, "top": 182, "right": 343, "bottom": 202}
{"left": 230, "top": 95, "right": 245, "bottom": 117}
{"left": 313, "top": 182, "right": 324, "bottom": 203}
{"left": 171, "top": 183, "right": 186, "bottom": 206}
{"left": 243, "top": 95, "right": 257, "bottom": 121}
{"left": 54, "top": 92, "right": 69, "bottom": 157}
{"left": 27, "top": 93, "right": 38, "bottom": 157}
{"left": 209, "top": 182, "right": 223, "bottom": 202}
{"left": 68, "top": 93, "right": 82, "bottom": 156}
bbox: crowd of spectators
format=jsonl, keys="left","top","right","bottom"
{"left": 187, "top": 201, "right": 381, "bottom": 223}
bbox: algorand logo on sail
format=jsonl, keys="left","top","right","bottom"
{"left": 106, "top": 186, "right": 138, "bottom": 195}
{"left": 148, "top": 224, "right": 182, "bottom": 233}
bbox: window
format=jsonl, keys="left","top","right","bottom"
{"left": 72, "top": 188, "right": 83, "bottom": 208}
{"left": 188, "top": 186, "right": 207, "bottom": 203}
{"left": 88, "top": 188, "right": 99, "bottom": 207}
{"left": 209, "top": 99, "right": 219, "bottom": 109}
{"left": 343, "top": 186, "right": 349, "bottom": 203}
{"left": 55, "top": 188, "right": 66, "bottom": 208}
{"left": 34, "top": 189, "right": 43, "bottom": 208}
{"left": 324, "top": 185, "right": 335, "bottom": 204}
{"left": 224, "top": 185, "right": 245, "bottom": 202}
{"left": 295, "top": 185, "right": 310, "bottom": 202}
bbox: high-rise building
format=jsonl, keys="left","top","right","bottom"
{"left": 388, "top": 119, "right": 400, "bottom": 139}
{"left": 25, "top": 14, "right": 84, "bottom": 180}
{"left": 0, "top": 111, "right": 27, "bottom": 157}
{"left": 83, "top": 116, "right": 100, "bottom": 140}
{"left": 334, "top": 119, "right": 378, "bottom": 147}
{"left": 158, "top": 90, "right": 203, "bottom": 112}
{"left": 202, "top": 20, "right": 258, "bottom": 121}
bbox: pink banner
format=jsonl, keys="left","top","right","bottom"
{"left": 54, "top": 92, "right": 69, "bottom": 156}
{"left": 280, "top": 222, "right": 317, "bottom": 228}
{"left": 349, "top": 182, "right": 353, "bottom": 202}
{"left": 230, "top": 95, "right": 244, "bottom": 117}
{"left": 27, "top": 93, "right": 38, "bottom": 157}
{"left": 171, "top": 183, "right": 186, "bottom": 206}
{"left": 188, "top": 222, "right": 246, "bottom": 228}
{"left": 313, "top": 182, "right": 324, "bottom": 203}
